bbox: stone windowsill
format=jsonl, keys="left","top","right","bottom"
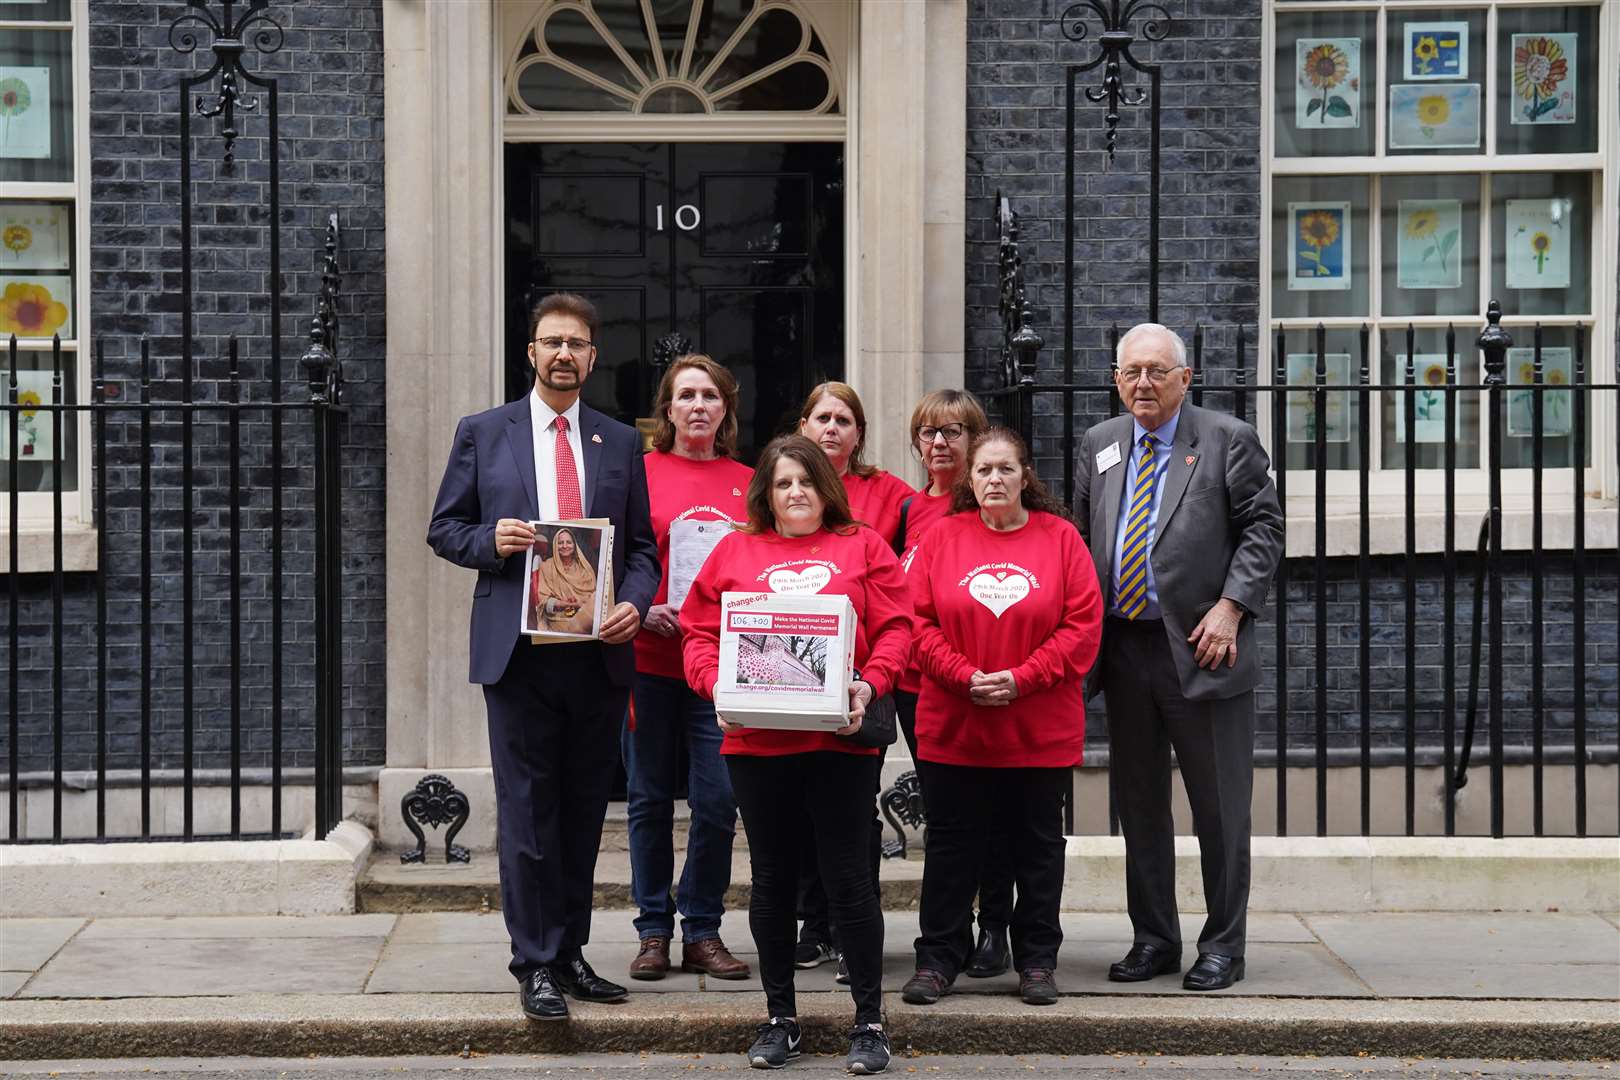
{"left": 0, "top": 521, "right": 99, "bottom": 573}
{"left": 1282, "top": 496, "right": 1617, "bottom": 558}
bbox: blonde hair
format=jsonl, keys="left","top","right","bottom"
{"left": 908, "top": 389, "right": 990, "bottom": 460}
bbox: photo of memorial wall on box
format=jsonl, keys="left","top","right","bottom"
{"left": 733, "top": 631, "right": 828, "bottom": 693}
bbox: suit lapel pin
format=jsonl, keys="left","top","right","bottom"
{"left": 591, "top": 433, "right": 603, "bottom": 444}
{"left": 732, "top": 487, "right": 742, "bottom": 497}
{"left": 1185, "top": 454, "right": 1196, "bottom": 466}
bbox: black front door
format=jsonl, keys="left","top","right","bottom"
{"left": 505, "top": 142, "right": 845, "bottom": 461}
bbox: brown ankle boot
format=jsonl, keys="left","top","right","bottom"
{"left": 629, "top": 936, "right": 670, "bottom": 981}
{"left": 680, "top": 937, "right": 751, "bottom": 980}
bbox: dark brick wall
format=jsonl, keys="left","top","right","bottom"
{"left": 5, "top": 0, "right": 386, "bottom": 776}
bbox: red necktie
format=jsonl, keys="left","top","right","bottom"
{"left": 554, "top": 414, "right": 583, "bottom": 519}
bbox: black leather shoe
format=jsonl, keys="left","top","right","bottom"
{"left": 1107, "top": 942, "right": 1182, "bottom": 982}
{"left": 519, "top": 968, "right": 568, "bottom": 1021}
{"left": 964, "top": 925, "right": 1010, "bottom": 978}
{"left": 1182, "top": 952, "right": 1244, "bottom": 991}
{"left": 550, "top": 956, "right": 630, "bottom": 1003}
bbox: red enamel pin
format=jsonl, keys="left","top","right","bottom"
{"left": 1185, "top": 454, "right": 1196, "bottom": 466}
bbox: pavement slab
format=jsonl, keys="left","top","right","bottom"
{"left": 23, "top": 935, "right": 388, "bottom": 999}
{"left": 1, "top": 970, "right": 30, "bottom": 997}
{"left": 73, "top": 915, "right": 398, "bottom": 942}
{"left": 1, "top": 918, "right": 87, "bottom": 971}
{"left": 1304, "top": 912, "right": 1620, "bottom": 999}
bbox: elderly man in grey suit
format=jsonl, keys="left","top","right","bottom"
{"left": 1075, "top": 323, "right": 1284, "bottom": 991}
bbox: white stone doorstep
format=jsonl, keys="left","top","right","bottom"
{"left": 1062, "top": 834, "right": 1619, "bottom": 913}
{"left": 0, "top": 821, "right": 374, "bottom": 918}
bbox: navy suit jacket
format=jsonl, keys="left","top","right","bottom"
{"left": 426, "top": 397, "right": 661, "bottom": 687}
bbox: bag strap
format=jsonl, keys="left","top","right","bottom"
{"left": 892, "top": 495, "right": 915, "bottom": 556}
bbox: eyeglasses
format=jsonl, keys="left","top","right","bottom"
{"left": 1118, "top": 365, "right": 1181, "bottom": 384}
{"left": 535, "top": 336, "right": 594, "bottom": 353}
{"left": 917, "top": 424, "right": 966, "bottom": 443}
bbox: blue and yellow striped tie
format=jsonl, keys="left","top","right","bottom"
{"left": 1116, "top": 434, "right": 1158, "bottom": 620}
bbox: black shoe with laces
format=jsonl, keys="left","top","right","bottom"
{"left": 1018, "top": 967, "right": 1059, "bottom": 1005}
{"left": 900, "top": 967, "right": 951, "bottom": 1005}
{"left": 794, "top": 939, "right": 837, "bottom": 969}
{"left": 845, "top": 1023, "right": 891, "bottom": 1075}
{"left": 746, "top": 1016, "right": 802, "bottom": 1070}
{"left": 518, "top": 967, "right": 568, "bottom": 1021}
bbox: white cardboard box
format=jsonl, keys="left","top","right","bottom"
{"left": 715, "top": 591, "right": 855, "bottom": 732}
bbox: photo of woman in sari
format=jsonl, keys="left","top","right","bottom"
{"left": 527, "top": 525, "right": 602, "bottom": 637}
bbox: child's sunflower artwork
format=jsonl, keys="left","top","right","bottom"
{"left": 1284, "top": 353, "right": 1352, "bottom": 444}
{"left": 0, "top": 67, "right": 51, "bottom": 160}
{"left": 1506, "top": 347, "right": 1572, "bottom": 438}
{"left": 1394, "top": 356, "right": 1458, "bottom": 444}
{"left": 1295, "top": 38, "right": 1360, "bottom": 129}
{"left": 1388, "top": 84, "right": 1480, "bottom": 149}
{"left": 0, "top": 276, "right": 71, "bottom": 339}
{"left": 1504, "top": 199, "right": 1571, "bottom": 290}
{"left": 1396, "top": 200, "right": 1462, "bottom": 290}
{"left": 1403, "top": 22, "right": 1467, "bottom": 81}
{"left": 0, "top": 370, "right": 52, "bottom": 461}
{"left": 1288, "top": 202, "right": 1352, "bottom": 292}
{"left": 1510, "top": 34, "right": 1576, "bottom": 125}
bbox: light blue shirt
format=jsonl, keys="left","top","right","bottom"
{"left": 1110, "top": 410, "right": 1181, "bottom": 620}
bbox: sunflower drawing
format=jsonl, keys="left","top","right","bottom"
{"left": 1513, "top": 36, "right": 1569, "bottom": 121}
{"left": 1295, "top": 208, "right": 1342, "bottom": 279}
{"left": 1301, "top": 42, "right": 1354, "bottom": 124}
{"left": 17, "top": 388, "right": 41, "bottom": 418}
{"left": 1404, "top": 207, "right": 1438, "bottom": 239}
{"left": 1530, "top": 231, "right": 1551, "bottom": 274}
{"left": 1404, "top": 204, "right": 1458, "bottom": 276}
{"left": 0, "top": 76, "right": 33, "bottom": 148}
{"left": 1412, "top": 36, "right": 1440, "bottom": 76}
{"left": 0, "top": 281, "right": 69, "bottom": 338}
{"left": 3, "top": 224, "right": 31, "bottom": 257}
{"left": 1416, "top": 94, "right": 1452, "bottom": 136}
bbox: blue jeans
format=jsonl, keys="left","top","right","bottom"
{"left": 623, "top": 671, "right": 739, "bottom": 942}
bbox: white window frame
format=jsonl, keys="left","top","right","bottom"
{"left": 1259, "top": 0, "right": 1619, "bottom": 543}
{"left": 1, "top": 0, "right": 95, "bottom": 570}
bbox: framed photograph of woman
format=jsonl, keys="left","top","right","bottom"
{"left": 521, "top": 520, "right": 613, "bottom": 641}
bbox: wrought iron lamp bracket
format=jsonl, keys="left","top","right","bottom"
{"left": 168, "top": 0, "right": 285, "bottom": 169}
{"left": 301, "top": 212, "right": 345, "bottom": 409}
{"left": 1059, "top": 0, "right": 1173, "bottom": 162}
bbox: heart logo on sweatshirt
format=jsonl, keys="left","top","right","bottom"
{"left": 768, "top": 565, "right": 832, "bottom": 595}
{"left": 968, "top": 571, "right": 1030, "bottom": 618}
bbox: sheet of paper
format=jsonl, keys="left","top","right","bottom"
{"left": 667, "top": 518, "right": 733, "bottom": 610}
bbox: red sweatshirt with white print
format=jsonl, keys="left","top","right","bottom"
{"left": 895, "top": 487, "right": 954, "bottom": 695}
{"left": 841, "top": 468, "right": 915, "bottom": 549}
{"left": 681, "top": 525, "right": 913, "bottom": 757}
{"left": 910, "top": 510, "right": 1104, "bottom": 768}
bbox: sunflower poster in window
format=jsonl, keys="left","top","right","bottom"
{"left": 1402, "top": 23, "right": 1467, "bottom": 81}
{"left": 1295, "top": 38, "right": 1360, "bottom": 129}
{"left": 1504, "top": 199, "right": 1571, "bottom": 290}
{"left": 0, "top": 275, "right": 71, "bottom": 339}
{"left": 1388, "top": 84, "right": 1480, "bottom": 149}
{"left": 1396, "top": 200, "right": 1462, "bottom": 290}
{"left": 1394, "top": 356, "right": 1460, "bottom": 444}
{"left": 1506, "top": 348, "right": 1571, "bottom": 438}
{"left": 522, "top": 519, "right": 614, "bottom": 643}
{"left": 0, "top": 369, "right": 51, "bottom": 461}
{"left": 0, "top": 67, "right": 51, "bottom": 160}
{"left": 1287, "top": 202, "right": 1351, "bottom": 292}
{"left": 1284, "top": 353, "right": 1352, "bottom": 444}
{"left": 1510, "top": 34, "right": 1576, "bottom": 125}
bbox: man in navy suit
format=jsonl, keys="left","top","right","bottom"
{"left": 428, "top": 293, "right": 661, "bottom": 1021}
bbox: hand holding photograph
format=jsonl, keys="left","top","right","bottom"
{"left": 521, "top": 520, "right": 614, "bottom": 641}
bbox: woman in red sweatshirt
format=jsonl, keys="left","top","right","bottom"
{"left": 625, "top": 354, "right": 755, "bottom": 984}
{"left": 899, "top": 428, "right": 1103, "bottom": 1009}
{"left": 795, "top": 380, "right": 914, "bottom": 979}
{"left": 682, "top": 434, "right": 911, "bottom": 1075}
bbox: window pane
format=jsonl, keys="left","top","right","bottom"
{"left": 1489, "top": 173, "right": 1591, "bottom": 316}
{"left": 1275, "top": 326, "right": 1366, "bottom": 472}
{"left": 1, "top": 349, "right": 78, "bottom": 493}
{"left": 1272, "top": 176, "right": 1369, "bottom": 319}
{"left": 1385, "top": 10, "right": 1486, "bottom": 158}
{"left": 0, "top": 0, "right": 70, "bottom": 20}
{"left": 1275, "top": 10, "right": 1375, "bottom": 158}
{"left": 1499, "top": 325, "right": 1591, "bottom": 469}
{"left": 1496, "top": 6, "right": 1599, "bottom": 155}
{"left": 0, "top": 28, "right": 74, "bottom": 184}
{"left": 0, "top": 200, "right": 75, "bottom": 342}
{"left": 1380, "top": 174, "right": 1480, "bottom": 318}
{"left": 1380, "top": 326, "right": 1481, "bottom": 470}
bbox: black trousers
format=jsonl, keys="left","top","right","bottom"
{"left": 796, "top": 750, "right": 884, "bottom": 951}
{"left": 896, "top": 690, "right": 1014, "bottom": 931}
{"left": 1102, "top": 616, "right": 1255, "bottom": 958}
{"left": 730, "top": 751, "right": 885, "bottom": 1026}
{"left": 483, "top": 641, "right": 626, "bottom": 981}
{"left": 912, "top": 760, "right": 1068, "bottom": 978}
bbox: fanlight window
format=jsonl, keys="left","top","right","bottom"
{"left": 507, "top": 0, "right": 841, "bottom": 115}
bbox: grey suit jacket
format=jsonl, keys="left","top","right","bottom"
{"left": 1074, "top": 403, "right": 1284, "bottom": 702}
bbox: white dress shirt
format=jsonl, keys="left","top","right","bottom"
{"left": 529, "top": 390, "right": 587, "bottom": 519}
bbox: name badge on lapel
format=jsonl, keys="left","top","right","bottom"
{"left": 1095, "top": 441, "right": 1123, "bottom": 473}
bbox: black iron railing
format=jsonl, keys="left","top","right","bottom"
{"left": 981, "top": 197, "right": 1617, "bottom": 841}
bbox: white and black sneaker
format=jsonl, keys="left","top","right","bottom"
{"left": 794, "top": 940, "right": 838, "bottom": 969}
{"left": 845, "top": 1022, "right": 890, "bottom": 1075}
{"left": 747, "top": 1016, "right": 802, "bottom": 1070}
